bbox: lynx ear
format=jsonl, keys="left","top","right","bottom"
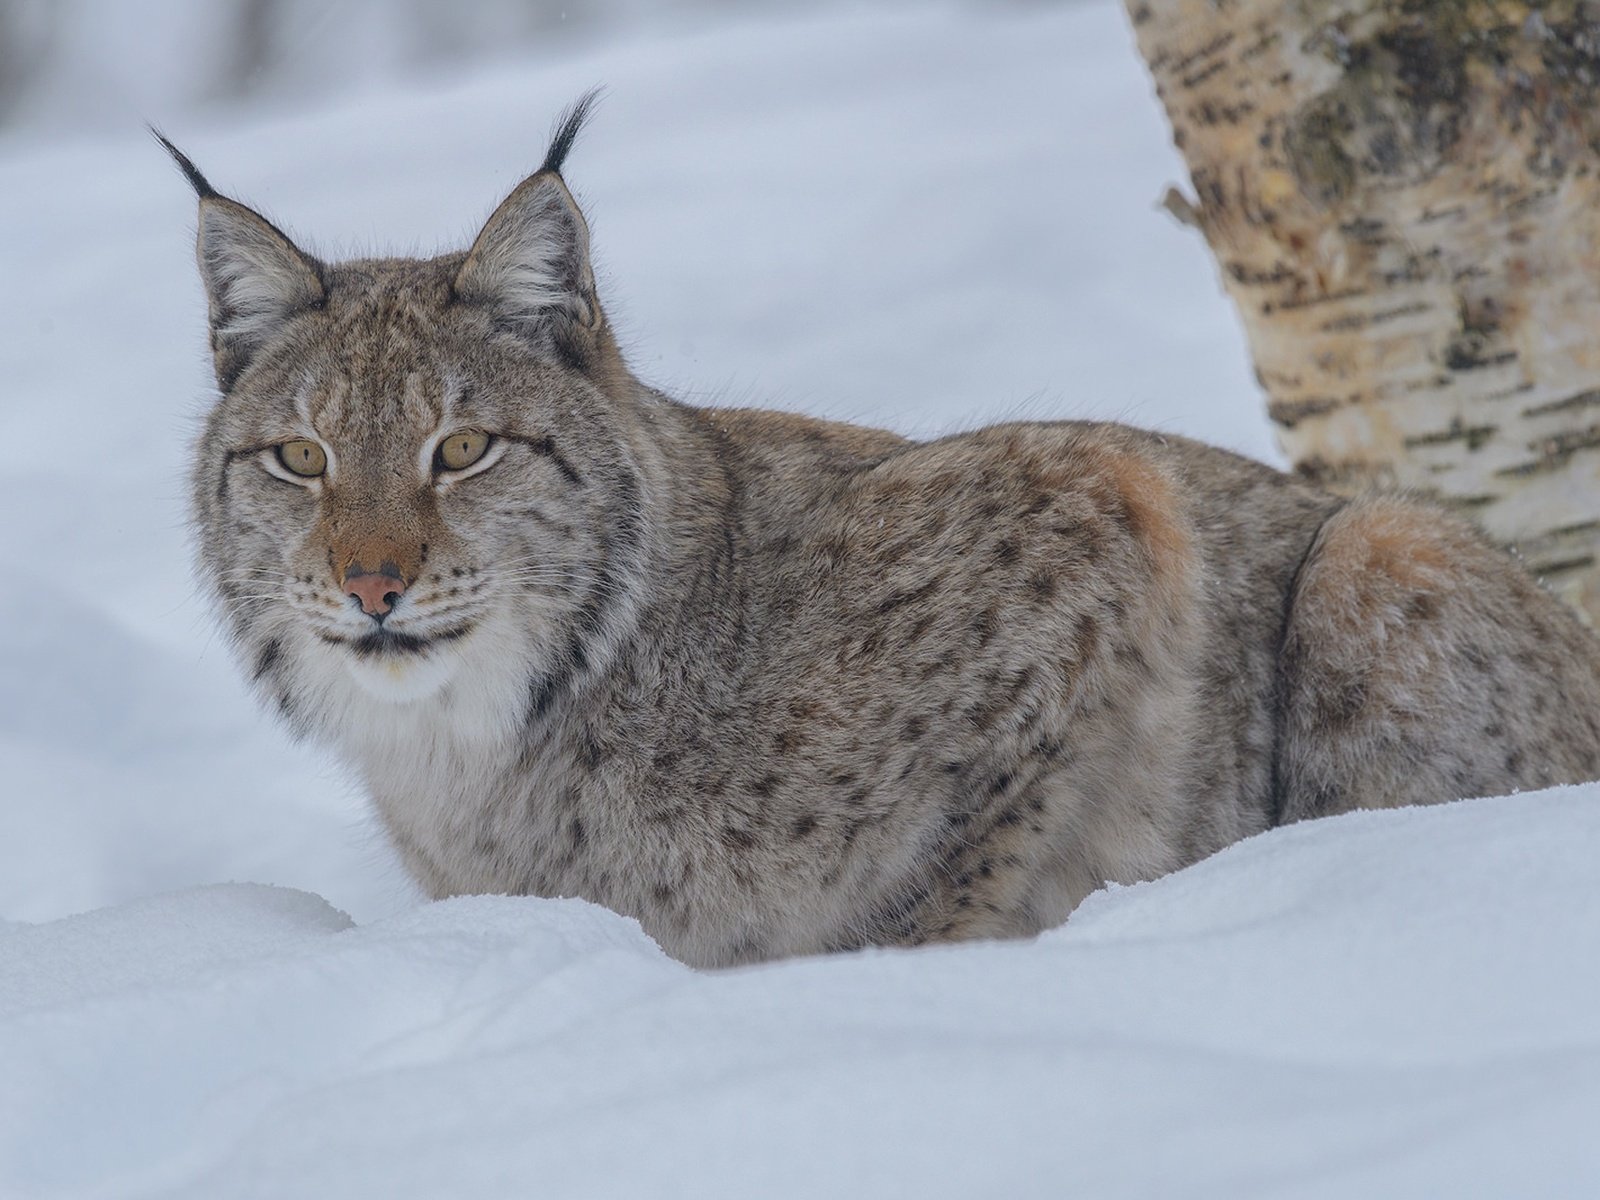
{"left": 453, "top": 93, "right": 603, "bottom": 345}
{"left": 153, "top": 130, "right": 324, "bottom": 390}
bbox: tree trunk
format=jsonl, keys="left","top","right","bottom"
{"left": 1126, "top": 0, "right": 1600, "bottom": 622}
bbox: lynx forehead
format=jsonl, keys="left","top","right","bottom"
{"left": 170, "top": 96, "right": 1600, "bottom": 968}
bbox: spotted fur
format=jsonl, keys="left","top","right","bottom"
{"left": 173, "top": 103, "right": 1600, "bottom": 967}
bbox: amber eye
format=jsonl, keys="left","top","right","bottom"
{"left": 277, "top": 440, "right": 327, "bottom": 478}
{"left": 436, "top": 430, "right": 492, "bottom": 472}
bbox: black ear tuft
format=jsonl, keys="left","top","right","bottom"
{"left": 456, "top": 96, "right": 609, "bottom": 345}
{"left": 149, "top": 126, "right": 218, "bottom": 199}
{"left": 539, "top": 88, "right": 603, "bottom": 177}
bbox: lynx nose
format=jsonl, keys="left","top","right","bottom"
{"left": 342, "top": 563, "right": 407, "bottom": 619}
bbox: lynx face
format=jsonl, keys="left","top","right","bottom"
{"left": 176, "top": 98, "right": 644, "bottom": 734}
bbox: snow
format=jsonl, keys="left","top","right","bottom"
{"left": 1, "top": 1, "right": 1596, "bottom": 1195}
{"left": 5, "top": 794, "right": 1600, "bottom": 1197}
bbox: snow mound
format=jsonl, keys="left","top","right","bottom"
{"left": 3, "top": 791, "right": 1598, "bottom": 1198}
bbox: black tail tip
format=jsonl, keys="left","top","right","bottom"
{"left": 148, "top": 125, "right": 217, "bottom": 199}
{"left": 540, "top": 87, "right": 604, "bottom": 177}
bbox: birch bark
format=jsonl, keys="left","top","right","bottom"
{"left": 1127, "top": 0, "right": 1600, "bottom": 620}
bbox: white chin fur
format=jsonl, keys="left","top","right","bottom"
{"left": 343, "top": 648, "right": 460, "bottom": 703}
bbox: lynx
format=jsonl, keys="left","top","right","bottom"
{"left": 167, "top": 98, "right": 1600, "bottom": 967}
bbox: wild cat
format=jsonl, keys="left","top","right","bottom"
{"left": 164, "top": 97, "right": 1600, "bottom": 968}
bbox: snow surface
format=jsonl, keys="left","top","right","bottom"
{"left": 2, "top": 2, "right": 1597, "bottom": 1196}
{"left": 6, "top": 792, "right": 1600, "bottom": 1199}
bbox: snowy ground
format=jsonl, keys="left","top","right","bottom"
{"left": 1, "top": 2, "right": 1597, "bottom": 1196}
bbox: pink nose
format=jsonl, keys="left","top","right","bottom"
{"left": 343, "top": 566, "right": 407, "bottom": 617}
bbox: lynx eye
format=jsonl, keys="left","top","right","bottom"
{"left": 436, "top": 430, "right": 492, "bottom": 472}
{"left": 277, "top": 440, "right": 327, "bottom": 478}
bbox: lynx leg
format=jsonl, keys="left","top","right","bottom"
{"left": 1275, "top": 496, "right": 1600, "bottom": 823}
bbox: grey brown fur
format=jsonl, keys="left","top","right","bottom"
{"left": 172, "top": 103, "right": 1600, "bottom": 967}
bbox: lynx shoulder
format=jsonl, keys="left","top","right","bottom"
{"left": 166, "top": 101, "right": 1600, "bottom": 967}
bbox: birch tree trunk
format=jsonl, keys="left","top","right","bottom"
{"left": 1126, "top": 0, "right": 1600, "bottom": 622}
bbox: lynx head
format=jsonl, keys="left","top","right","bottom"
{"left": 167, "top": 94, "right": 650, "bottom": 741}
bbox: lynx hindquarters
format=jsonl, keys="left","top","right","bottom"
{"left": 1278, "top": 496, "right": 1600, "bottom": 822}
{"left": 165, "top": 101, "right": 1600, "bottom": 967}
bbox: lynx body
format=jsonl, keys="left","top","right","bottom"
{"left": 173, "top": 104, "right": 1600, "bottom": 966}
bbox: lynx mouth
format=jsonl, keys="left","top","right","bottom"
{"left": 326, "top": 623, "right": 478, "bottom": 704}
{"left": 319, "top": 624, "right": 474, "bottom": 658}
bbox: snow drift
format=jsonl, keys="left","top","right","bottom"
{"left": 4, "top": 791, "right": 1598, "bottom": 1198}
